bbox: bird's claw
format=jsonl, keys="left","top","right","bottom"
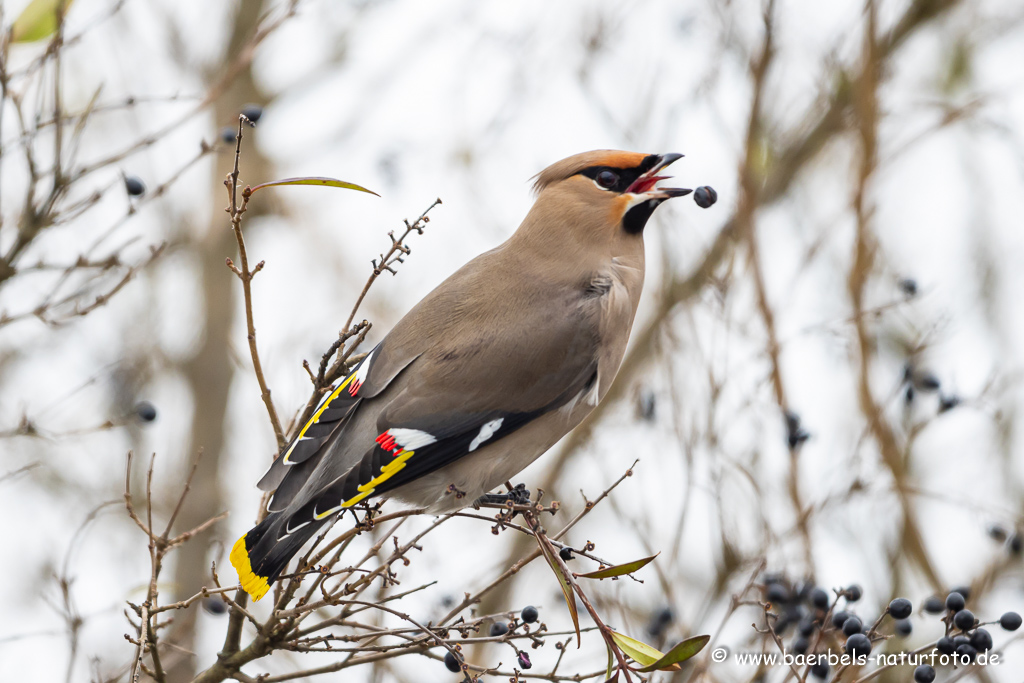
{"left": 478, "top": 483, "right": 533, "bottom": 509}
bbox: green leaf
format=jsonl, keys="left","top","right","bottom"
{"left": 536, "top": 535, "right": 580, "bottom": 645}
{"left": 577, "top": 553, "right": 658, "bottom": 579}
{"left": 11, "top": 0, "right": 73, "bottom": 43}
{"left": 636, "top": 635, "right": 710, "bottom": 672}
{"left": 248, "top": 177, "right": 379, "bottom": 196}
{"left": 609, "top": 631, "right": 665, "bottom": 667}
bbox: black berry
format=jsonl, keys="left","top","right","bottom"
{"left": 953, "top": 635, "right": 970, "bottom": 648}
{"left": 810, "top": 588, "right": 830, "bottom": 610}
{"left": 842, "top": 616, "right": 863, "bottom": 636}
{"left": 693, "top": 185, "right": 717, "bottom": 208}
{"left": 845, "top": 585, "right": 862, "bottom": 602}
{"left": 220, "top": 126, "right": 237, "bottom": 145}
{"left": 490, "top": 622, "right": 509, "bottom": 637}
{"left": 638, "top": 389, "right": 656, "bottom": 421}
{"left": 951, "top": 585, "right": 971, "bottom": 601}
{"left": 955, "top": 643, "right": 976, "bottom": 661}
{"left": 559, "top": 546, "right": 573, "bottom": 562}
{"left": 135, "top": 401, "right": 157, "bottom": 422}
{"left": 832, "top": 611, "right": 850, "bottom": 628}
{"left": 124, "top": 176, "right": 146, "bottom": 197}
{"left": 845, "top": 633, "right": 872, "bottom": 658}
{"left": 648, "top": 607, "right": 674, "bottom": 637}
{"left": 936, "top": 636, "right": 955, "bottom": 654}
{"left": 945, "top": 592, "right": 966, "bottom": 612}
{"left": 895, "top": 619, "right": 912, "bottom": 637}
{"left": 520, "top": 605, "right": 538, "bottom": 624}
{"left": 788, "top": 428, "right": 810, "bottom": 448}
{"left": 241, "top": 103, "right": 263, "bottom": 124}
{"left": 953, "top": 609, "right": 975, "bottom": 631}
{"left": 653, "top": 607, "right": 674, "bottom": 625}
{"left": 999, "top": 611, "right": 1022, "bottom": 631}
{"left": 444, "top": 651, "right": 461, "bottom": 672}
{"left": 914, "top": 664, "right": 936, "bottom": 683}
{"left": 923, "top": 596, "right": 945, "bottom": 614}
{"left": 810, "top": 661, "right": 829, "bottom": 678}
{"left": 970, "top": 628, "right": 992, "bottom": 652}
{"left": 517, "top": 651, "right": 532, "bottom": 670}
{"left": 792, "top": 637, "right": 809, "bottom": 655}
{"left": 798, "top": 618, "right": 815, "bottom": 637}
{"left": 202, "top": 597, "right": 226, "bottom": 615}
{"left": 888, "top": 597, "right": 913, "bottom": 620}
{"left": 766, "top": 583, "right": 790, "bottom": 604}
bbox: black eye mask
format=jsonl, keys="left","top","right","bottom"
{"left": 577, "top": 154, "right": 660, "bottom": 193}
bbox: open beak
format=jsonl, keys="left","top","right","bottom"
{"left": 626, "top": 152, "right": 692, "bottom": 199}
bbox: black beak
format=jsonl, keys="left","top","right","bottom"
{"left": 651, "top": 152, "right": 683, "bottom": 174}
{"left": 654, "top": 187, "right": 693, "bottom": 198}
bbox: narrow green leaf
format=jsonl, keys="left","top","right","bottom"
{"left": 248, "top": 177, "right": 379, "bottom": 197}
{"left": 577, "top": 553, "right": 658, "bottom": 579}
{"left": 11, "top": 0, "right": 74, "bottom": 43}
{"left": 605, "top": 644, "right": 614, "bottom": 682}
{"left": 536, "top": 535, "right": 580, "bottom": 645}
{"left": 609, "top": 631, "right": 665, "bottom": 667}
{"left": 637, "top": 635, "right": 711, "bottom": 672}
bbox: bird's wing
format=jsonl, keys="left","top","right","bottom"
{"left": 268, "top": 247, "right": 604, "bottom": 522}
{"left": 256, "top": 340, "right": 422, "bottom": 512}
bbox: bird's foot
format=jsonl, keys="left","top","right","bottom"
{"left": 478, "top": 482, "right": 532, "bottom": 509}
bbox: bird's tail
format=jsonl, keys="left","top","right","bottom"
{"left": 230, "top": 513, "right": 324, "bottom": 601}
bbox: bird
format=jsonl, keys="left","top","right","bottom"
{"left": 231, "top": 150, "right": 702, "bottom": 600}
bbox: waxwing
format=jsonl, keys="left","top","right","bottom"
{"left": 232, "top": 150, "right": 701, "bottom": 600}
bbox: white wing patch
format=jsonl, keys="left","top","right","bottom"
{"left": 348, "top": 347, "right": 377, "bottom": 395}
{"left": 387, "top": 428, "right": 438, "bottom": 450}
{"left": 469, "top": 418, "right": 504, "bottom": 452}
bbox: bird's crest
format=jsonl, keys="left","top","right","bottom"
{"left": 531, "top": 150, "right": 655, "bottom": 194}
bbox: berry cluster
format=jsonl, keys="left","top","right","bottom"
{"left": 901, "top": 362, "right": 959, "bottom": 412}
{"left": 762, "top": 575, "right": 1022, "bottom": 681}
{"left": 761, "top": 575, "right": 870, "bottom": 678}
{"left": 912, "top": 588, "right": 1021, "bottom": 680}
{"left": 443, "top": 606, "right": 542, "bottom": 675}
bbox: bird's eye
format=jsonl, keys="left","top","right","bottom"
{"left": 595, "top": 170, "right": 618, "bottom": 189}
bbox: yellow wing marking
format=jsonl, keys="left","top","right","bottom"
{"left": 340, "top": 449, "right": 416, "bottom": 508}
{"left": 282, "top": 371, "right": 359, "bottom": 464}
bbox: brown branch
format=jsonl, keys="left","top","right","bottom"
{"left": 845, "top": 0, "right": 944, "bottom": 596}
{"left": 224, "top": 115, "right": 287, "bottom": 450}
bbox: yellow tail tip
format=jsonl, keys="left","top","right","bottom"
{"left": 230, "top": 534, "right": 270, "bottom": 601}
